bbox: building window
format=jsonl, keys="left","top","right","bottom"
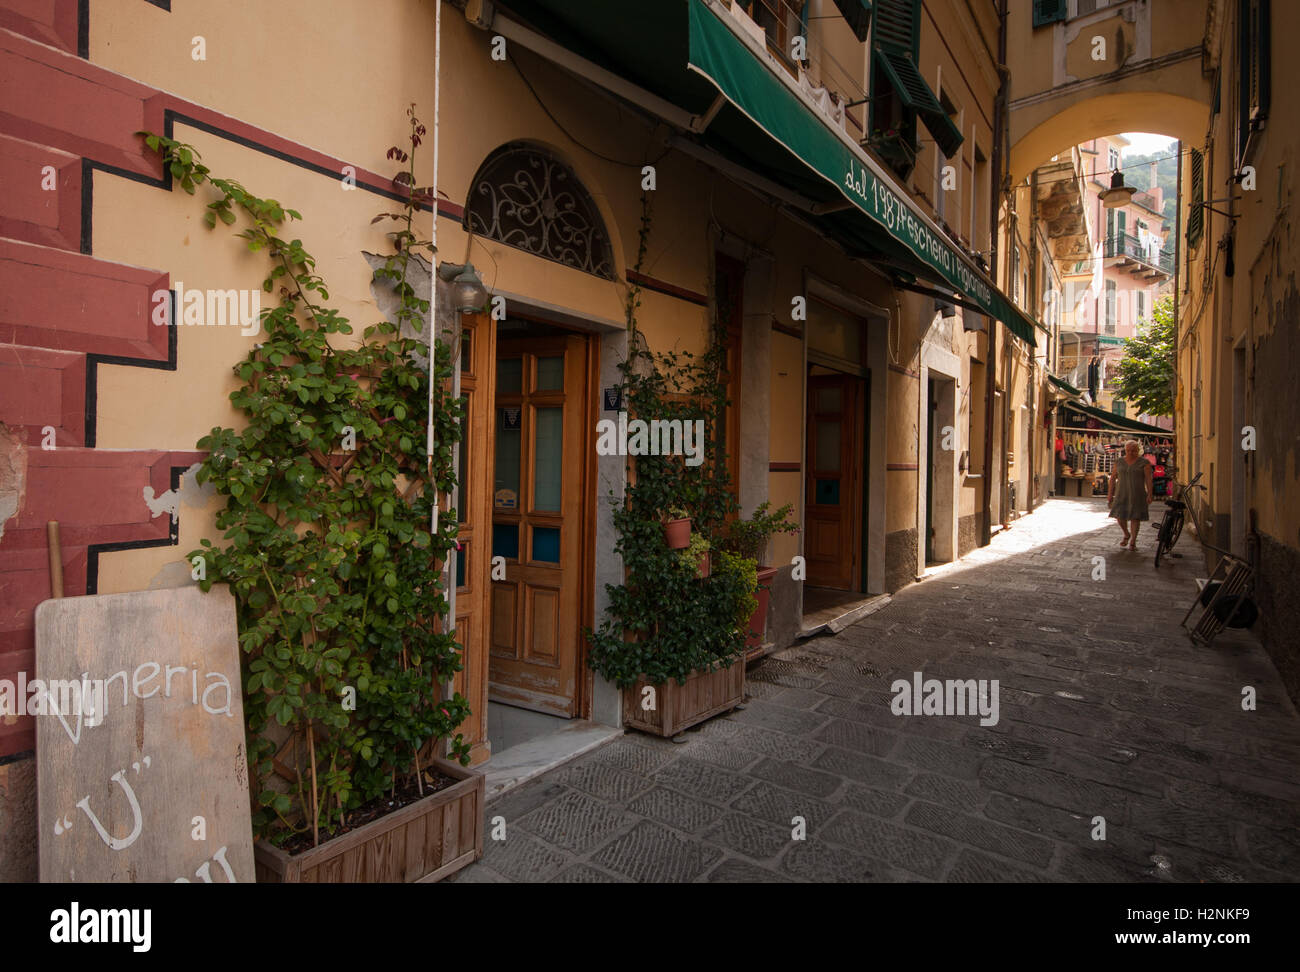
{"left": 1237, "top": 0, "right": 1271, "bottom": 159}
{"left": 1032, "top": 0, "right": 1068, "bottom": 27}
{"left": 739, "top": 1, "right": 807, "bottom": 69}
{"left": 1137, "top": 290, "right": 1146, "bottom": 323}
{"left": 1108, "top": 147, "right": 1120, "bottom": 172}
{"left": 465, "top": 142, "right": 616, "bottom": 279}
{"left": 1104, "top": 280, "right": 1117, "bottom": 334}
{"left": 867, "top": 0, "right": 962, "bottom": 180}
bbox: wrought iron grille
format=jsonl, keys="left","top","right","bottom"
{"left": 465, "top": 142, "right": 615, "bottom": 280}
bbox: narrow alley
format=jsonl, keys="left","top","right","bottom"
{"left": 454, "top": 499, "right": 1300, "bottom": 883}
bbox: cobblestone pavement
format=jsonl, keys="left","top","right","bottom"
{"left": 452, "top": 498, "right": 1300, "bottom": 883}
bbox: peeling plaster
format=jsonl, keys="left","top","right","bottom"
{"left": 0, "top": 423, "right": 27, "bottom": 544}
{"left": 1255, "top": 273, "right": 1300, "bottom": 502}
{"left": 362, "top": 251, "right": 438, "bottom": 372}
{"left": 141, "top": 462, "right": 211, "bottom": 524}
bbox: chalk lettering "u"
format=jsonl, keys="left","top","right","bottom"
{"left": 175, "top": 845, "right": 236, "bottom": 883}
{"left": 75, "top": 770, "right": 143, "bottom": 852}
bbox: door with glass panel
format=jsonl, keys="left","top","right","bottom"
{"left": 489, "top": 334, "right": 587, "bottom": 716}
{"left": 804, "top": 373, "right": 861, "bottom": 590}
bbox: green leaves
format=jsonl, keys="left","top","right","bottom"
{"left": 586, "top": 262, "right": 747, "bottom": 688}
{"left": 144, "top": 118, "right": 467, "bottom": 847}
{"left": 1115, "top": 294, "right": 1176, "bottom": 417}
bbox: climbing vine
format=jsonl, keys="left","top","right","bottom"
{"left": 140, "top": 106, "right": 469, "bottom": 848}
{"left": 586, "top": 192, "right": 755, "bottom": 688}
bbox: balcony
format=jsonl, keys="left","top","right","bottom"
{"left": 1103, "top": 231, "right": 1173, "bottom": 279}
{"left": 1132, "top": 187, "right": 1163, "bottom": 214}
{"left": 1036, "top": 149, "right": 1092, "bottom": 265}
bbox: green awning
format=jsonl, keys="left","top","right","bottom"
{"left": 1062, "top": 401, "right": 1173, "bottom": 435}
{"left": 686, "top": 0, "right": 1036, "bottom": 346}
{"left": 832, "top": 0, "right": 873, "bottom": 42}
{"left": 1047, "top": 374, "right": 1082, "bottom": 397}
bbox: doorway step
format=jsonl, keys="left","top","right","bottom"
{"left": 481, "top": 710, "right": 622, "bottom": 803}
{"left": 798, "top": 587, "right": 892, "bottom": 638}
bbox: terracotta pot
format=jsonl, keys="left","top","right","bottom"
{"left": 663, "top": 517, "right": 692, "bottom": 549}
{"left": 746, "top": 565, "right": 780, "bottom": 649}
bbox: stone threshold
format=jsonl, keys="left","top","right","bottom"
{"left": 798, "top": 592, "right": 892, "bottom": 638}
{"left": 481, "top": 720, "right": 623, "bottom": 803}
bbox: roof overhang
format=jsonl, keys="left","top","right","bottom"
{"left": 489, "top": 0, "right": 1042, "bottom": 347}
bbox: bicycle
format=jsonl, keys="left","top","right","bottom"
{"left": 1153, "top": 472, "right": 1204, "bottom": 568}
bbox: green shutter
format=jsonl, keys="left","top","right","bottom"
{"left": 1033, "top": 0, "right": 1068, "bottom": 27}
{"left": 873, "top": 0, "right": 919, "bottom": 53}
{"left": 875, "top": 50, "right": 963, "bottom": 158}
{"left": 1238, "top": 0, "right": 1271, "bottom": 156}
{"left": 870, "top": 1, "right": 962, "bottom": 160}
{"left": 1187, "top": 148, "right": 1204, "bottom": 248}
{"left": 832, "top": 0, "right": 873, "bottom": 42}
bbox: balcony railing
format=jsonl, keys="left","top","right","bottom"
{"left": 1104, "top": 232, "right": 1173, "bottom": 275}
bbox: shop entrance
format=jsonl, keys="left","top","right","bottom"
{"left": 804, "top": 369, "right": 865, "bottom": 591}
{"left": 488, "top": 319, "right": 592, "bottom": 718}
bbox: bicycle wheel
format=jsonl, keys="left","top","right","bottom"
{"left": 1165, "top": 509, "right": 1184, "bottom": 550}
{"left": 1154, "top": 515, "right": 1174, "bottom": 567}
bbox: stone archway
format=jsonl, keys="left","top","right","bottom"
{"left": 1009, "top": 90, "right": 1210, "bottom": 186}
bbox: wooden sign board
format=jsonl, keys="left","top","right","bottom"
{"left": 36, "top": 586, "right": 254, "bottom": 882}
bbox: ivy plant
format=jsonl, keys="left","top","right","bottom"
{"left": 140, "top": 106, "right": 469, "bottom": 848}
{"left": 586, "top": 193, "right": 755, "bottom": 688}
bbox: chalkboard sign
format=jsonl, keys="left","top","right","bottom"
{"left": 36, "top": 586, "right": 254, "bottom": 883}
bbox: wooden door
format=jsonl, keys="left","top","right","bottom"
{"left": 804, "top": 373, "right": 861, "bottom": 590}
{"left": 489, "top": 335, "right": 588, "bottom": 716}
{"left": 452, "top": 312, "right": 494, "bottom": 765}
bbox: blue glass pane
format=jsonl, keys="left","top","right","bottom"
{"left": 497, "top": 357, "right": 522, "bottom": 393}
{"left": 533, "top": 407, "right": 563, "bottom": 512}
{"left": 492, "top": 523, "right": 519, "bottom": 560}
{"left": 532, "top": 526, "right": 560, "bottom": 563}
{"left": 455, "top": 544, "right": 466, "bottom": 588}
{"left": 815, "top": 478, "right": 840, "bottom": 505}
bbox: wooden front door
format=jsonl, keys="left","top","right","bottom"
{"left": 489, "top": 334, "right": 588, "bottom": 716}
{"left": 804, "top": 373, "right": 862, "bottom": 590}
{"left": 452, "top": 312, "right": 494, "bottom": 765}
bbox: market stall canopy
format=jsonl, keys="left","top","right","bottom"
{"left": 1047, "top": 373, "right": 1083, "bottom": 398}
{"left": 1060, "top": 401, "right": 1173, "bottom": 435}
{"left": 490, "top": 0, "right": 1041, "bottom": 347}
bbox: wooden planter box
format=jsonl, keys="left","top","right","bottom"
{"left": 622, "top": 657, "right": 745, "bottom": 738}
{"left": 253, "top": 757, "right": 483, "bottom": 883}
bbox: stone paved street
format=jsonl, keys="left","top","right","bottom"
{"left": 452, "top": 498, "right": 1300, "bottom": 883}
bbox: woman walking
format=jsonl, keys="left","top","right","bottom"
{"left": 1108, "top": 439, "right": 1154, "bottom": 549}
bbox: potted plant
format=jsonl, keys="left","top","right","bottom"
{"left": 720, "top": 502, "right": 801, "bottom": 650}
{"left": 682, "top": 533, "right": 711, "bottom": 578}
{"left": 617, "top": 549, "right": 755, "bottom": 738}
{"left": 664, "top": 506, "right": 693, "bottom": 549}
{"left": 145, "top": 109, "right": 483, "bottom": 884}
{"left": 587, "top": 198, "right": 747, "bottom": 738}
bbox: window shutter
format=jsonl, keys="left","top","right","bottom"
{"left": 1238, "top": 0, "right": 1271, "bottom": 156}
{"left": 1032, "top": 0, "right": 1068, "bottom": 28}
{"left": 1187, "top": 148, "right": 1204, "bottom": 248}
{"left": 832, "top": 0, "right": 873, "bottom": 43}
{"left": 873, "top": 0, "right": 919, "bottom": 53}
{"left": 870, "top": 1, "right": 963, "bottom": 158}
